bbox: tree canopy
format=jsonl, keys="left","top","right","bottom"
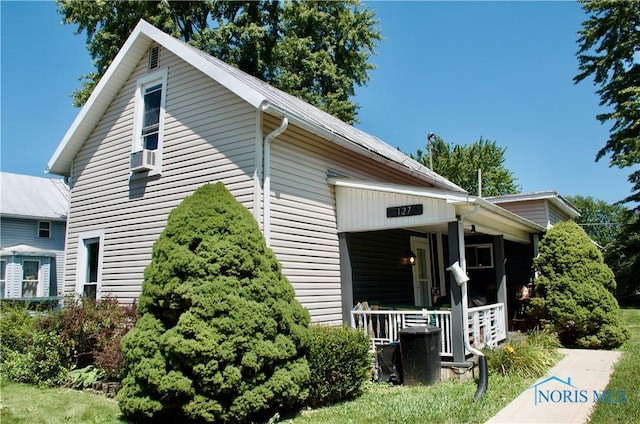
{"left": 408, "top": 135, "right": 520, "bottom": 196}
{"left": 567, "top": 195, "right": 629, "bottom": 249}
{"left": 575, "top": 0, "right": 640, "bottom": 205}
{"left": 57, "top": 0, "right": 381, "bottom": 124}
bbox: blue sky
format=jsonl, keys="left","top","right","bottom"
{"left": 1, "top": 1, "right": 633, "bottom": 204}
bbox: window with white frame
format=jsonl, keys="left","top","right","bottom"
{"left": 132, "top": 68, "right": 167, "bottom": 173}
{"left": 38, "top": 221, "right": 52, "bottom": 238}
{"left": 76, "top": 231, "right": 104, "bottom": 300}
{"left": 465, "top": 244, "right": 494, "bottom": 269}
{"left": 0, "top": 260, "right": 6, "bottom": 299}
{"left": 22, "top": 260, "right": 40, "bottom": 297}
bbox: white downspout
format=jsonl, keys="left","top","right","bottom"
{"left": 457, "top": 204, "right": 481, "bottom": 356}
{"left": 263, "top": 117, "right": 288, "bottom": 247}
{"left": 456, "top": 203, "right": 488, "bottom": 400}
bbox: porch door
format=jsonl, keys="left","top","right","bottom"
{"left": 410, "top": 236, "right": 433, "bottom": 307}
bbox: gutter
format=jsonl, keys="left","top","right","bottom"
{"left": 261, "top": 102, "right": 465, "bottom": 193}
{"left": 262, "top": 115, "right": 288, "bottom": 247}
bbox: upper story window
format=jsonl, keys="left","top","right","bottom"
{"left": 131, "top": 68, "right": 167, "bottom": 175}
{"left": 142, "top": 83, "right": 162, "bottom": 150}
{"left": 38, "top": 221, "right": 51, "bottom": 238}
{"left": 465, "top": 244, "right": 494, "bottom": 269}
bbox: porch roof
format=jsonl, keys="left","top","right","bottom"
{"left": 0, "top": 244, "right": 58, "bottom": 257}
{"left": 328, "top": 178, "right": 546, "bottom": 243}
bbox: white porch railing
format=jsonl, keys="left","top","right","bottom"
{"left": 351, "top": 303, "right": 506, "bottom": 358}
{"left": 467, "top": 303, "right": 507, "bottom": 351}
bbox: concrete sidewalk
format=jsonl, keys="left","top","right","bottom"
{"left": 486, "top": 348, "right": 622, "bottom": 424}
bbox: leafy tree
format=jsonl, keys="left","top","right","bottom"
{"left": 604, "top": 211, "right": 640, "bottom": 299}
{"left": 409, "top": 135, "right": 520, "bottom": 196}
{"left": 575, "top": 0, "right": 640, "bottom": 205}
{"left": 530, "top": 221, "right": 629, "bottom": 349}
{"left": 567, "top": 195, "right": 629, "bottom": 248}
{"left": 117, "top": 183, "right": 311, "bottom": 423}
{"left": 57, "top": 0, "right": 381, "bottom": 124}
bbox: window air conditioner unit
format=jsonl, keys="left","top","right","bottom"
{"left": 130, "top": 149, "right": 156, "bottom": 172}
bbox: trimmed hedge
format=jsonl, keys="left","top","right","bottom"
{"left": 307, "top": 325, "right": 372, "bottom": 407}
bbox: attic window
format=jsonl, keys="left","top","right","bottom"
{"left": 148, "top": 46, "right": 160, "bottom": 71}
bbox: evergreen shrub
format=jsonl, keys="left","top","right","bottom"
{"left": 117, "top": 183, "right": 311, "bottom": 423}
{"left": 530, "top": 221, "right": 629, "bottom": 348}
{"left": 306, "top": 325, "right": 372, "bottom": 407}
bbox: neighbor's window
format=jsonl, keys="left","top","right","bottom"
{"left": 0, "top": 260, "right": 6, "bottom": 298}
{"left": 22, "top": 260, "right": 40, "bottom": 297}
{"left": 465, "top": 244, "right": 494, "bottom": 269}
{"left": 38, "top": 221, "right": 51, "bottom": 238}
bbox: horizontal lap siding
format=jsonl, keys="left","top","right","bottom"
{"left": 268, "top": 118, "right": 435, "bottom": 325}
{"left": 0, "top": 218, "right": 66, "bottom": 293}
{"left": 548, "top": 203, "right": 565, "bottom": 226}
{"left": 64, "top": 48, "right": 256, "bottom": 303}
{"left": 496, "top": 200, "right": 548, "bottom": 228}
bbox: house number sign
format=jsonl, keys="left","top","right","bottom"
{"left": 386, "top": 204, "right": 423, "bottom": 218}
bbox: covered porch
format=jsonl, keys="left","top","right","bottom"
{"left": 330, "top": 179, "right": 544, "bottom": 363}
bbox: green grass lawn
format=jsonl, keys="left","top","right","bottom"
{"left": 283, "top": 373, "right": 538, "bottom": 424}
{"left": 1, "top": 372, "right": 534, "bottom": 424}
{"left": 0, "top": 381, "right": 125, "bottom": 424}
{"left": 587, "top": 307, "right": 640, "bottom": 424}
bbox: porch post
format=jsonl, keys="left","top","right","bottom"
{"left": 494, "top": 235, "right": 509, "bottom": 332}
{"left": 338, "top": 233, "right": 354, "bottom": 324}
{"left": 448, "top": 221, "right": 466, "bottom": 363}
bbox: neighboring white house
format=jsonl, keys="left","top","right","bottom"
{"left": 0, "top": 172, "right": 69, "bottom": 300}
{"left": 47, "top": 20, "right": 548, "bottom": 364}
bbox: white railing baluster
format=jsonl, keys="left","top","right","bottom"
{"left": 350, "top": 302, "right": 506, "bottom": 358}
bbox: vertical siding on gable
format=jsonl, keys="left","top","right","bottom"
{"left": 64, "top": 47, "right": 257, "bottom": 303}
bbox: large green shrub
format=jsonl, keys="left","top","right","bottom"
{"left": 306, "top": 325, "right": 372, "bottom": 407}
{"left": 530, "top": 221, "right": 629, "bottom": 348}
{"left": 117, "top": 183, "right": 311, "bottom": 423}
{"left": 0, "top": 303, "right": 68, "bottom": 386}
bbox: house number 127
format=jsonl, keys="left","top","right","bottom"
{"left": 386, "top": 204, "right": 423, "bottom": 218}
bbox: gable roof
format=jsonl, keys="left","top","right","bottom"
{"left": 486, "top": 191, "right": 581, "bottom": 219}
{"left": 0, "top": 172, "right": 69, "bottom": 221}
{"left": 46, "top": 19, "right": 464, "bottom": 193}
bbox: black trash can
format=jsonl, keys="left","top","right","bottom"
{"left": 399, "top": 326, "right": 441, "bottom": 386}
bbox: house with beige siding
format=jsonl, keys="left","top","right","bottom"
{"left": 48, "top": 20, "right": 550, "bottom": 367}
